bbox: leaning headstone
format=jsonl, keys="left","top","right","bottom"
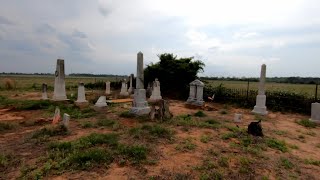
{"left": 310, "top": 103, "right": 320, "bottom": 123}
{"left": 75, "top": 82, "right": 87, "bottom": 103}
{"left": 120, "top": 79, "right": 129, "bottom": 96}
{"left": 128, "top": 74, "right": 134, "bottom": 94}
{"left": 130, "top": 52, "right": 151, "bottom": 115}
{"left": 150, "top": 78, "right": 162, "bottom": 100}
{"left": 62, "top": 113, "right": 70, "bottom": 127}
{"left": 105, "top": 81, "right": 111, "bottom": 95}
{"left": 95, "top": 96, "right": 107, "bottom": 107}
{"left": 252, "top": 64, "right": 268, "bottom": 115}
{"left": 186, "top": 79, "right": 205, "bottom": 106}
{"left": 53, "top": 59, "right": 67, "bottom": 101}
{"left": 41, "top": 83, "right": 48, "bottom": 100}
{"left": 52, "top": 106, "right": 61, "bottom": 124}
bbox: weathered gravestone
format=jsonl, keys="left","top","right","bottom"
{"left": 53, "top": 59, "right": 67, "bottom": 101}
{"left": 252, "top": 64, "right": 268, "bottom": 115}
{"left": 120, "top": 79, "right": 129, "bottom": 96}
{"left": 75, "top": 82, "right": 88, "bottom": 103}
{"left": 186, "top": 79, "right": 204, "bottom": 106}
{"left": 150, "top": 78, "right": 162, "bottom": 101}
{"left": 310, "top": 102, "right": 320, "bottom": 123}
{"left": 128, "top": 74, "right": 134, "bottom": 94}
{"left": 130, "top": 52, "right": 150, "bottom": 115}
{"left": 41, "top": 83, "right": 48, "bottom": 100}
{"left": 95, "top": 96, "right": 107, "bottom": 107}
{"left": 105, "top": 81, "right": 111, "bottom": 95}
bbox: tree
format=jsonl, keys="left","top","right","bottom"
{"left": 144, "top": 53, "right": 205, "bottom": 99}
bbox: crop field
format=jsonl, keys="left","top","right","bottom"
{"left": 206, "top": 80, "right": 318, "bottom": 97}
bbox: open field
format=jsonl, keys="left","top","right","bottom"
{"left": 0, "top": 91, "right": 320, "bottom": 179}
{"left": 206, "top": 80, "right": 318, "bottom": 97}
{"left": 0, "top": 75, "right": 125, "bottom": 91}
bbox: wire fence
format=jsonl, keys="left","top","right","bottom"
{"left": 204, "top": 83, "right": 318, "bottom": 115}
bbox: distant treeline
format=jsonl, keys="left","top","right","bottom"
{"left": 0, "top": 72, "right": 53, "bottom": 75}
{"left": 69, "top": 73, "right": 128, "bottom": 77}
{"left": 201, "top": 76, "right": 320, "bottom": 84}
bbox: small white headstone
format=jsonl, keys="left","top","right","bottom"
{"left": 41, "top": 83, "right": 48, "bottom": 100}
{"left": 75, "top": 82, "right": 87, "bottom": 103}
{"left": 234, "top": 113, "right": 242, "bottom": 123}
{"left": 105, "top": 81, "right": 111, "bottom": 95}
{"left": 95, "top": 96, "right": 108, "bottom": 107}
{"left": 120, "top": 79, "right": 129, "bottom": 96}
{"left": 52, "top": 106, "right": 61, "bottom": 124}
{"left": 62, "top": 113, "right": 70, "bottom": 127}
{"left": 150, "top": 78, "right": 162, "bottom": 100}
{"left": 310, "top": 103, "right": 320, "bottom": 123}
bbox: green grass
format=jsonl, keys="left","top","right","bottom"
{"left": 176, "top": 138, "right": 196, "bottom": 151}
{"left": 194, "top": 111, "right": 207, "bottom": 117}
{"left": 129, "top": 124, "right": 173, "bottom": 140}
{"left": 239, "top": 157, "right": 252, "bottom": 173}
{"left": 21, "top": 132, "right": 149, "bottom": 178}
{"left": 296, "top": 119, "right": 317, "bottom": 128}
{"left": 265, "top": 138, "right": 288, "bottom": 152}
{"left": 304, "top": 159, "right": 320, "bottom": 166}
{"left": 218, "top": 156, "right": 229, "bottom": 167}
{"left": 80, "top": 121, "right": 94, "bottom": 128}
{"left": 200, "top": 135, "right": 211, "bottom": 143}
{"left": 171, "top": 115, "right": 221, "bottom": 129}
{"left": 0, "top": 122, "right": 16, "bottom": 132}
{"left": 279, "top": 157, "right": 294, "bottom": 169}
{"left": 96, "top": 118, "right": 118, "bottom": 129}
{"left": 119, "top": 111, "right": 135, "bottom": 118}
{"left": 31, "top": 125, "right": 69, "bottom": 139}
{"left": 221, "top": 132, "right": 237, "bottom": 140}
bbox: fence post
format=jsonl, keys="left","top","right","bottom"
{"left": 315, "top": 83, "right": 318, "bottom": 102}
{"left": 246, "top": 79, "right": 250, "bottom": 102}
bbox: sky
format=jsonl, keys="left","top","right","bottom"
{"left": 0, "top": 0, "right": 320, "bottom": 77}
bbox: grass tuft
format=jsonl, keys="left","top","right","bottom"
{"left": 266, "top": 138, "right": 288, "bottom": 152}
{"left": 296, "top": 119, "right": 317, "bottom": 128}
{"left": 31, "top": 125, "right": 69, "bottom": 139}
{"left": 194, "top": 111, "right": 207, "bottom": 117}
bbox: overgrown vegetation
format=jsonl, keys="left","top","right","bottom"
{"left": 171, "top": 114, "right": 221, "bottom": 129}
{"left": 20, "top": 133, "right": 149, "bottom": 179}
{"left": 31, "top": 125, "right": 69, "bottom": 139}
{"left": 144, "top": 53, "right": 205, "bottom": 99}
{"left": 129, "top": 124, "right": 173, "bottom": 140}
{"left": 194, "top": 111, "right": 207, "bottom": 117}
{"left": 296, "top": 119, "right": 317, "bottom": 128}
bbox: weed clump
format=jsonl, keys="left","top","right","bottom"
{"left": 296, "top": 119, "right": 317, "bottom": 128}
{"left": 194, "top": 111, "right": 206, "bottom": 117}
{"left": 266, "top": 138, "right": 288, "bottom": 152}
{"left": 31, "top": 125, "right": 69, "bottom": 139}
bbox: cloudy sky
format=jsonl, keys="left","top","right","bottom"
{"left": 0, "top": 0, "right": 319, "bottom": 77}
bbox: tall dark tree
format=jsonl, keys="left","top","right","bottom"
{"left": 144, "top": 53, "right": 205, "bottom": 99}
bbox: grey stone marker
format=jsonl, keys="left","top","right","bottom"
{"left": 130, "top": 52, "right": 150, "bottom": 115}
{"left": 186, "top": 79, "right": 204, "bottom": 106}
{"left": 310, "top": 103, "right": 320, "bottom": 123}
{"left": 234, "top": 113, "right": 242, "bottom": 123}
{"left": 41, "top": 83, "right": 48, "bottom": 100}
{"left": 150, "top": 78, "right": 162, "bottom": 100}
{"left": 120, "top": 79, "right": 129, "bottom": 96}
{"left": 95, "top": 96, "right": 107, "bottom": 107}
{"left": 105, "top": 81, "right": 111, "bottom": 95}
{"left": 128, "top": 74, "right": 134, "bottom": 94}
{"left": 252, "top": 64, "right": 268, "bottom": 115}
{"left": 75, "top": 82, "right": 87, "bottom": 103}
{"left": 62, "top": 113, "right": 70, "bottom": 127}
{"left": 53, "top": 59, "right": 67, "bottom": 101}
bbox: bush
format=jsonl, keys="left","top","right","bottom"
{"left": 144, "top": 53, "right": 205, "bottom": 99}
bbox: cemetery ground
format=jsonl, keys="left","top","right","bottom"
{"left": 1, "top": 91, "right": 320, "bottom": 179}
